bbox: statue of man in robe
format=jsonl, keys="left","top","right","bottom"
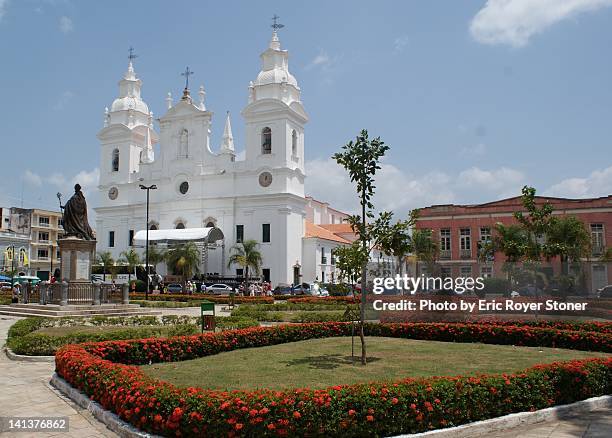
{"left": 61, "top": 184, "right": 95, "bottom": 240}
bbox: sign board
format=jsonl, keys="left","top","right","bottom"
{"left": 76, "top": 251, "right": 90, "bottom": 280}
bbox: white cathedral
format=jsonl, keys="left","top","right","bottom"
{"left": 94, "top": 28, "right": 362, "bottom": 286}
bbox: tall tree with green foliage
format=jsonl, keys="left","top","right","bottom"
{"left": 165, "top": 243, "right": 200, "bottom": 282}
{"left": 96, "top": 251, "right": 115, "bottom": 281}
{"left": 227, "top": 239, "right": 263, "bottom": 288}
{"left": 333, "top": 129, "right": 390, "bottom": 365}
{"left": 514, "top": 185, "right": 554, "bottom": 261}
{"left": 119, "top": 248, "right": 141, "bottom": 282}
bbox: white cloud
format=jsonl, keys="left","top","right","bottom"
{"left": 545, "top": 165, "right": 612, "bottom": 198}
{"left": 306, "top": 159, "right": 524, "bottom": 217}
{"left": 52, "top": 90, "right": 74, "bottom": 110}
{"left": 470, "top": 0, "right": 612, "bottom": 47}
{"left": 393, "top": 35, "right": 410, "bottom": 53}
{"left": 24, "top": 170, "right": 43, "bottom": 187}
{"left": 0, "top": 0, "right": 8, "bottom": 22}
{"left": 59, "top": 15, "right": 73, "bottom": 33}
{"left": 47, "top": 173, "right": 67, "bottom": 187}
{"left": 457, "top": 166, "right": 525, "bottom": 196}
{"left": 305, "top": 49, "right": 338, "bottom": 71}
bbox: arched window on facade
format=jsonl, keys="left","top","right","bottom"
{"left": 149, "top": 224, "right": 158, "bottom": 230}
{"left": 261, "top": 127, "right": 272, "bottom": 154}
{"left": 111, "top": 148, "right": 119, "bottom": 171}
{"left": 206, "top": 221, "right": 215, "bottom": 228}
{"left": 175, "top": 222, "right": 185, "bottom": 229}
{"left": 179, "top": 129, "right": 189, "bottom": 158}
{"left": 291, "top": 130, "right": 298, "bottom": 156}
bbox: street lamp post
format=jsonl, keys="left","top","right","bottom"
{"left": 139, "top": 184, "right": 157, "bottom": 300}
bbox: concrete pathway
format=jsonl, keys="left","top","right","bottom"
{"left": 0, "top": 316, "right": 116, "bottom": 438}
{"left": 490, "top": 409, "right": 611, "bottom": 438}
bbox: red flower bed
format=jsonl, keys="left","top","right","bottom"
{"left": 55, "top": 323, "right": 612, "bottom": 437}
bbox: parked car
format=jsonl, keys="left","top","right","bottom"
{"left": 291, "top": 283, "right": 311, "bottom": 295}
{"left": 167, "top": 283, "right": 183, "bottom": 293}
{"left": 206, "top": 283, "right": 233, "bottom": 294}
{"left": 273, "top": 284, "right": 293, "bottom": 296}
{"left": 598, "top": 285, "right": 612, "bottom": 299}
{"left": 0, "top": 281, "right": 12, "bottom": 292}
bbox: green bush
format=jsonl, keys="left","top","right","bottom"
{"left": 8, "top": 324, "right": 199, "bottom": 356}
{"left": 481, "top": 277, "right": 511, "bottom": 297}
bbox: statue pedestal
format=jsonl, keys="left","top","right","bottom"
{"left": 59, "top": 237, "right": 96, "bottom": 283}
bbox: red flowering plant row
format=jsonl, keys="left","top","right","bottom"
{"left": 470, "top": 320, "right": 612, "bottom": 334}
{"left": 55, "top": 323, "right": 612, "bottom": 437}
{"left": 284, "top": 296, "right": 358, "bottom": 304}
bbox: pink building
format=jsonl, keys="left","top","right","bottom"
{"left": 415, "top": 195, "right": 612, "bottom": 294}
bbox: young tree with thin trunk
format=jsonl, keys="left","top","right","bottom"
{"left": 333, "top": 129, "right": 390, "bottom": 365}
{"left": 119, "top": 249, "right": 141, "bottom": 282}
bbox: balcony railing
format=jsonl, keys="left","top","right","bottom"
{"left": 37, "top": 222, "right": 50, "bottom": 228}
{"left": 460, "top": 249, "right": 472, "bottom": 259}
{"left": 320, "top": 257, "right": 327, "bottom": 265}
{"left": 592, "top": 245, "right": 605, "bottom": 256}
{"left": 439, "top": 249, "right": 451, "bottom": 260}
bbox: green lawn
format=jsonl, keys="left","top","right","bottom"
{"left": 140, "top": 337, "right": 610, "bottom": 391}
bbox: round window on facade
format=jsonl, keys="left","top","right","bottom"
{"left": 179, "top": 181, "right": 189, "bottom": 194}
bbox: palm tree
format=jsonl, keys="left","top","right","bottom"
{"left": 227, "top": 239, "right": 262, "bottom": 287}
{"left": 147, "top": 245, "right": 167, "bottom": 270}
{"left": 96, "top": 251, "right": 115, "bottom": 281}
{"left": 119, "top": 248, "right": 141, "bottom": 283}
{"left": 546, "top": 216, "right": 591, "bottom": 266}
{"left": 494, "top": 222, "right": 528, "bottom": 286}
{"left": 165, "top": 243, "right": 200, "bottom": 282}
{"left": 411, "top": 228, "right": 438, "bottom": 277}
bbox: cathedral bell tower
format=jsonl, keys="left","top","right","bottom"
{"left": 242, "top": 18, "right": 308, "bottom": 178}
{"left": 97, "top": 49, "right": 158, "bottom": 194}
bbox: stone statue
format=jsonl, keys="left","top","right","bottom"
{"left": 61, "top": 184, "right": 95, "bottom": 240}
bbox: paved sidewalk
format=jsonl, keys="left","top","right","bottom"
{"left": 0, "top": 316, "right": 116, "bottom": 438}
{"left": 491, "top": 409, "right": 612, "bottom": 437}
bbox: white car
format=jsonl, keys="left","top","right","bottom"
{"left": 206, "top": 283, "right": 233, "bottom": 294}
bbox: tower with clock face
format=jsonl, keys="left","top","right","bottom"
{"left": 242, "top": 29, "right": 308, "bottom": 198}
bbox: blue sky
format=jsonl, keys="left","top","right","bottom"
{"left": 1, "top": 0, "right": 611, "bottom": 218}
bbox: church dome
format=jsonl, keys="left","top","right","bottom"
{"left": 254, "top": 69, "right": 298, "bottom": 88}
{"left": 110, "top": 95, "right": 149, "bottom": 114}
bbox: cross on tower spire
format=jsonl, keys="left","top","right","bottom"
{"left": 128, "top": 46, "right": 138, "bottom": 61}
{"left": 271, "top": 14, "right": 284, "bottom": 32}
{"left": 181, "top": 66, "right": 194, "bottom": 90}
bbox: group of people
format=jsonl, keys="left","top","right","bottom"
{"left": 11, "top": 280, "right": 36, "bottom": 304}
{"left": 242, "top": 281, "right": 273, "bottom": 297}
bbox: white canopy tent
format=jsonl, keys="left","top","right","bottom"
{"left": 134, "top": 227, "right": 226, "bottom": 277}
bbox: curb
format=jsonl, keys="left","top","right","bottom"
{"left": 51, "top": 372, "right": 610, "bottom": 438}
{"left": 50, "top": 373, "right": 158, "bottom": 438}
{"left": 393, "top": 395, "right": 612, "bottom": 437}
{"left": 4, "top": 347, "right": 55, "bottom": 362}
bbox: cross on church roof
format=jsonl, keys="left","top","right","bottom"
{"left": 181, "top": 66, "right": 194, "bottom": 90}
{"left": 271, "top": 14, "right": 284, "bottom": 32}
{"left": 128, "top": 46, "right": 138, "bottom": 61}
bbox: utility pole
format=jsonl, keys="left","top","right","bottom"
{"left": 139, "top": 184, "right": 157, "bottom": 300}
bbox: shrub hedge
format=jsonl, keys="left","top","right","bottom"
{"left": 7, "top": 315, "right": 258, "bottom": 356}
{"left": 55, "top": 322, "right": 612, "bottom": 437}
{"left": 130, "top": 293, "right": 273, "bottom": 304}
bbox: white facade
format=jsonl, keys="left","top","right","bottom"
{"left": 95, "top": 30, "right": 311, "bottom": 286}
